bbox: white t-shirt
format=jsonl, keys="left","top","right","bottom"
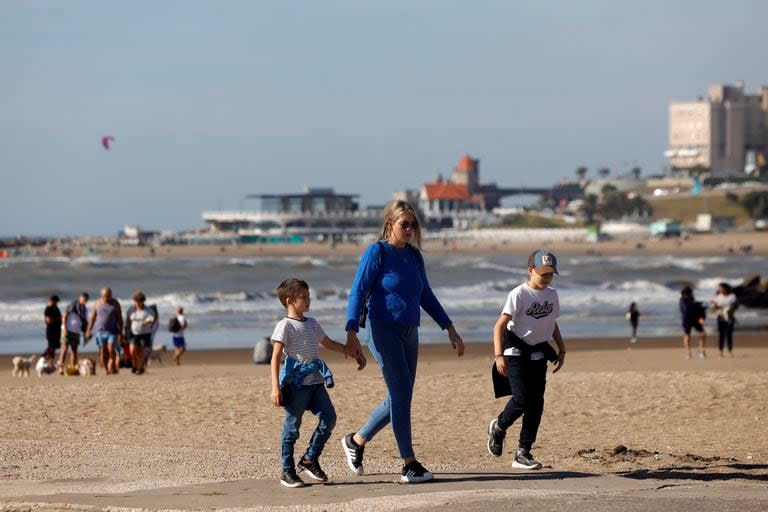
{"left": 271, "top": 316, "right": 326, "bottom": 385}
{"left": 502, "top": 283, "right": 560, "bottom": 359}
{"left": 175, "top": 314, "right": 188, "bottom": 336}
{"left": 712, "top": 293, "right": 736, "bottom": 320}
{"left": 129, "top": 308, "right": 155, "bottom": 335}
{"left": 65, "top": 303, "right": 86, "bottom": 334}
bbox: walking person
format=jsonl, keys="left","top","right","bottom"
{"left": 679, "top": 286, "right": 707, "bottom": 360}
{"left": 486, "top": 250, "right": 567, "bottom": 470}
{"left": 711, "top": 283, "right": 738, "bottom": 358}
{"left": 43, "top": 295, "right": 62, "bottom": 360}
{"left": 627, "top": 302, "right": 639, "bottom": 343}
{"left": 127, "top": 291, "right": 154, "bottom": 375}
{"left": 60, "top": 292, "right": 89, "bottom": 373}
{"left": 341, "top": 200, "right": 465, "bottom": 484}
{"left": 269, "top": 278, "right": 365, "bottom": 488}
{"left": 171, "top": 306, "right": 188, "bottom": 365}
{"left": 86, "top": 288, "right": 123, "bottom": 374}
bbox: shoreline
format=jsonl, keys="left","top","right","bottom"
{"left": 7, "top": 230, "right": 768, "bottom": 259}
{"left": 3, "top": 333, "right": 765, "bottom": 366}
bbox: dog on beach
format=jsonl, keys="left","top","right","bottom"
{"left": 78, "top": 357, "right": 96, "bottom": 376}
{"left": 35, "top": 355, "right": 57, "bottom": 377}
{"left": 147, "top": 344, "right": 167, "bottom": 366}
{"left": 12, "top": 355, "right": 37, "bottom": 377}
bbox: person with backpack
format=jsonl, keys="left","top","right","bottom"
{"left": 679, "top": 286, "right": 707, "bottom": 359}
{"left": 169, "top": 306, "right": 188, "bottom": 365}
{"left": 341, "top": 200, "right": 465, "bottom": 484}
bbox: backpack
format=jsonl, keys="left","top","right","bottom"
{"left": 168, "top": 317, "right": 181, "bottom": 333}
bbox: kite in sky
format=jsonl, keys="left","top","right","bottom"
{"left": 101, "top": 135, "right": 115, "bottom": 150}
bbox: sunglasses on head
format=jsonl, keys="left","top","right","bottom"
{"left": 397, "top": 220, "right": 419, "bottom": 230}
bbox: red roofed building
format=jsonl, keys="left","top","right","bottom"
{"left": 420, "top": 177, "right": 480, "bottom": 219}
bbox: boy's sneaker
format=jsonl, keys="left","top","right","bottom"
{"left": 512, "top": 449, "right": 542, "bottom": 470}
{"left": 280, "top": 469, "right": 306, "bottom": 488}
{"left": 400, "top": 460, "right": 434, "bottom": 483}
{"left": 487, "top": 418, "right": 505, "bottom": 457}
{"left": 341, "top": 433, "right": 365, "bottom": 475}
{"left": 297, "top": 457, "right": 328, "bottom": 482}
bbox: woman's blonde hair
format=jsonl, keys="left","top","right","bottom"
{"left": 377, "top": 200, "right": 423, "bottom": 248}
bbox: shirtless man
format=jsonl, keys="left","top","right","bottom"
{"left": 85, "top": 288, "right": 123, "bottom": 374}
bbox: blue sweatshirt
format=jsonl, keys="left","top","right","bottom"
{"left": 345, "top": 241, "right": 451, "bottom": 332}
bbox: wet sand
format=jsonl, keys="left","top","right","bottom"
{"left": 1, "top": 335, "right": 767, "bottom": 510}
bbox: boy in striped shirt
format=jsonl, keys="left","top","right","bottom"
{"left": 270, "top": 278, "right": 366, "bottom": 488}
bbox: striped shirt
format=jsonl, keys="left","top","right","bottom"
{"left": 271, "top": 316, "right": 326, "bottom": 385}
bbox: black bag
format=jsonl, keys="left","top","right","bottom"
{"left": 168, "top": 317, "right": 181, "bottom": 333}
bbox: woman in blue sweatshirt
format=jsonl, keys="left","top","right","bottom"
{"left": 340, "top": 200, "right": 465, "bottom": 484}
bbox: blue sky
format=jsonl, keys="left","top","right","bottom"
{"left": 1, "top": 1, "right": 765, "bottom": 236}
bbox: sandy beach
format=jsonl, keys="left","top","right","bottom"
{"left": 1, "top": 335, "right": 766, "bottom": 510}
{"left": 19, "top": 230, "right": 768, "bottom": 259}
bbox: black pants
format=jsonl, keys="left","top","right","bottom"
{"left": 497, "top": 357, "right": 547, "bottom": 451}
{"left": 718, "top": 319, "right": 735, "bottom": 352}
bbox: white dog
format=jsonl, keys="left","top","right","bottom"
{"left": 78, "top": 357, "right": 96, "bottom": 376}
{"left": 147, "top": 344, "right": 167, "bottom": 366}
{"left": 12, "top": 355, "right": 37, "bottom": 377}
{"left": 35, "top": 356, "right": 56, "bottom": 377}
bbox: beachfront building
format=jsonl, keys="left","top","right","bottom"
{"left": 201, "top": 187, "right": 382, "bottom": 242}
{"left": 397, "top": 154, "right": 550, "bottom": 229}
{"left": 666, "top": 82, "right": 768, "bottom": 177}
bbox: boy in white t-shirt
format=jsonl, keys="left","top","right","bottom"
{"left": 487, "top": 250, "right": 566, "bottom": 470}
{"left": 270, "top": 278, "right": 366, "bottom": 488}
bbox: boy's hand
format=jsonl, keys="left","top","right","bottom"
{"left": 271, "top": 388, "right": 282, "bottom": 407}
{"left": 355, "top": 353, "right": 367, "bottom": 371}
{"left": 495, "top": 356, "right": 507, "bottom": 376}
{"left": 553, "top": 351, "right": 566, "bottom": 373}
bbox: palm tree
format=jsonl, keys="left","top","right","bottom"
{"left": 597, "top": 167, "right": 611, "bottom": 179}
{"left": 576, "top": 166, "right": 588, "bottom": 181}
{"left": 630, "top": 167, "right": 642, "bottom": 180}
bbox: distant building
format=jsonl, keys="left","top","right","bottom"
{"left": 666, "top": 82, "right": 768, "bottom": 177}
{"left": 397, "top": 154, "right": 549, "bottom": 229}
{"left": 201, "top": 187, "right": 381, "bottom": 241}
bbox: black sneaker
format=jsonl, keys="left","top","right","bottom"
{"left": 280, "top": 468, "right": 306, "bottom": 488}
{"left": 487, "top": 418, "right": 505, "bottom": 457}
{"left": 400, "top": 460, "right": 434, "bottom": 483}
{"left": 341, "top": 433, "right": 364, "bottom": 475}
{"left": 297, "top": 457, "right": 328, "bottom": 482}
{"left": 512, "top": 449, "right": 542, "bottom": 470}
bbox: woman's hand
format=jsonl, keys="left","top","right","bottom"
{"left": 271, "top": 387, "right": 282, "bottom": 407}
{"left": 495, "top": 356, "right": 507, "bottom": 376}
{"left": 553, "top": 351, "right": 566, "bottom": 373}
{"left": 346, "top": 331, "right": 362, "bottom": 360}
{"left": 447, "top": 324, "right": 465, "bottom": 357}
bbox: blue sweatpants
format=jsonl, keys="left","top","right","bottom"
{"left": 357, "top": 320, "right": 419, "bottom": 458}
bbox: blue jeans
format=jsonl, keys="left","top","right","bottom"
{"left": 281, "top": 383, "right": 336, "bottom": 471}
{"left": 358, "top": 321, "right": 419, "bottom": 458}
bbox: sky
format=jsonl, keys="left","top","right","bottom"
{"left": 1, "top": 1, "right": 766, "bottom": 237}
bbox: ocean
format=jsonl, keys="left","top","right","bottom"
{"left": 0, "top": 253, "right": 765, "bottom": 355}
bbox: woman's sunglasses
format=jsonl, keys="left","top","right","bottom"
{"left": 398, "top": 220, "right": 419, "bottom": 230}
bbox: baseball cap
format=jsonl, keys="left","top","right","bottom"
{"left": 528, "top": 249, "right": 559, "bottom": 275}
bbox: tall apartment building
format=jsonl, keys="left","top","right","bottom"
{"left": 666, "top": 82, "right": 768, "bottom": 177}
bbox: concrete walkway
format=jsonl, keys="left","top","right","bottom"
{"left": 2, "top": 470, "right": 768, "bottom": 511}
